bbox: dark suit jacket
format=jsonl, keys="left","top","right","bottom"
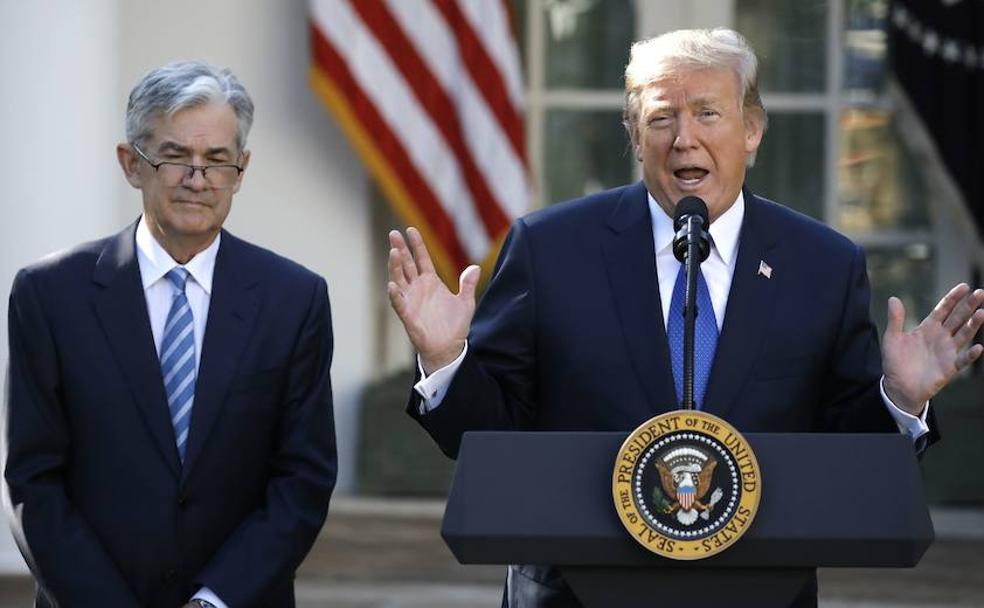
{"left": 4, "top": 222, "right": 337, "bottom": 608}
{"left": 408, "top": 182, "right": 938, "bottom": 606}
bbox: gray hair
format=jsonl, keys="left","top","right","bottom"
{"left": 623, "top": 28, "right": 767, "bottom": 144}
{"left": 125, "top": 60, "right": 254, "bottom": 151}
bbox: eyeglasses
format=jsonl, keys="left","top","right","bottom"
{"left": 132, "top": 144, "right": 244, "bottom": 189}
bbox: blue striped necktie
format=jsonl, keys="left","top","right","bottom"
{"left": 666, "top": 265, "right": 719, "bottom": 409}
{"left": 160, "top": 268, "right": 196, "bottom": 462}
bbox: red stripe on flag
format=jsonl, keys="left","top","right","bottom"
{"left": 310, "top": 22, "right": 470, "bottom": 269}
{"left": 501, "top": 0, "right": 520, "bottom": 46}
{"left": 351, "top": 0, "right": 511, "bottom": 240}
{"left": 432, "top": 0, "right": 527, "bottom": 165}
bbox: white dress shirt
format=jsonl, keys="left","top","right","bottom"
{"left": 652, "top": 191, "right": 742, "bottom": 331}
{"left": 134, "top": 216, "right": 228, "bottom": 608}
{"left": 413, "top": 192, "right": 929, "bottom": 442}
{"left": 136, "top": 216, "right": 217, "bottom": 372}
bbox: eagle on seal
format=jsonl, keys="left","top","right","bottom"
{"left": 655, "top": 454, "right": 718, "bottom": 525}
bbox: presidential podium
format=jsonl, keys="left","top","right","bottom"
{"left": 441, "top": 432, "right": 933, "bottom": 607}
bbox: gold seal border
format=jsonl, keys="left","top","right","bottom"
{"left": 612, "top": 411, "right": 762, "bottom": 561}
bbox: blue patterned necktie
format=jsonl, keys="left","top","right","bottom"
{"left": 667, "top": 265, "right": 719, "bottom": 409}
{"left": 160, "top": 268, "right": 196, "bottom": 462}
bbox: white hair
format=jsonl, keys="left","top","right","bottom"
{"left": 125, "top": 60, "right": 254, "bottom": 151}
{"left": 623, "top": 28, "right": 767, "bottom": 144}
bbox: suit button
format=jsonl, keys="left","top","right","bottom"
{"left": 165, "top": 569, "right": 177, "bottom": 581}
{"left": 178, "top": 496, "right": 188, "bottom": 509}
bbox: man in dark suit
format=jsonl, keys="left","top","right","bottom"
{"left": 3, "top": 61, "right": 336, "bottom": 608}
{"left": 386, "top": 29, "right": 984, "bottom": 607}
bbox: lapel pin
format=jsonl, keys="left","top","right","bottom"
{"left": 757, "top": 260, "right": 773, "bottom": 279}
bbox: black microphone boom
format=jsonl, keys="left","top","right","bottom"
{"left": 672, "top": 196, "right": 710, "bottom": 411}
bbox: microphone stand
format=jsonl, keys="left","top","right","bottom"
{"left": 682, "top": 215, "right": 701, "bottom": 411}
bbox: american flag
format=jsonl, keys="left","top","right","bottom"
{"left": 309, "top": 0, "right": 531, "bottom": 284}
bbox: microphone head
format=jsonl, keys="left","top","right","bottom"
{"left": 673, "top": 196, "right": 709, "bottom": 230}
{"left": 672, "top": 196, "right": 711, "bottom": 264}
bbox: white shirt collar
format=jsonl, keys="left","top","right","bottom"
{"left": 135, "top": 215, "right": 220, "bottom": 294}
{"left": 648, "top": 191, "right": 744, "bottom": 270}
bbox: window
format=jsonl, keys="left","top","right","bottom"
{"left": 519, "top": 0, "right": 638, "bottom": 206}
{"left": 739, "top": 0, "right": 940, "bottom": 332}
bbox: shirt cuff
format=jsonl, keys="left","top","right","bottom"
{"left": 193, "top": 587, "right": 228, "bottom": 608}
{"left": 413, "top": 342, "right": 468, "bottom": 414}
{"left": 879, "top": 376, "right": 930, "bottom": 443}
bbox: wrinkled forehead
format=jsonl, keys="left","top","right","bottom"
{"left": 638, "top": 66, "right": 741, "bottom": 107}
{"left": 145, "top": 103, "right": 241, "bottom": 153}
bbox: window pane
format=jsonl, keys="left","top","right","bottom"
{"left": 844, "top": 0, "right": 889, "bottom": 93}
{"left": 736, "top": 0, "right": 828, "bottom": 92}
{"left": 838, "top": 108, "right": 930, "bottom": 232}
{"left": 511, "top": 0, "right": 528, "bottom": 77}
{"left": 745, "top": 113, "right": 826, "bottom": 220}
{"left": 544, "top": 110, "right": 633, "bottom": 204}
{"left": 544, "top": 0, "right": 635, "bottom": 89}
{"left": 865, "top": 246, "right": 934, "bottom": 334}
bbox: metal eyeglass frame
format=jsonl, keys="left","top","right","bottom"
{"left": 131, "top": 143, "right": 244, "bottom": 187}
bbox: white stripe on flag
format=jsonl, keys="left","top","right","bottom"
{"left": 384, "top": 0, "right": 529, "bottom": 219}
{"left": 311, "top": 0, "right": 492, "bottom": 260}
{"left": 456, "top": 0, "right": 525, "bottom": 112}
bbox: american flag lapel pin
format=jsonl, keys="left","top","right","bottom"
{"left": 757, "top": 260, "right": 773, "bottom": 279}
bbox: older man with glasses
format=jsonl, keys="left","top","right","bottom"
{"left": 3, "top": 61, "right": 337, "bottom": 608}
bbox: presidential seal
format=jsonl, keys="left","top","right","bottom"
{"left": 612, "top": 410, "right": 761, "bottom": 560}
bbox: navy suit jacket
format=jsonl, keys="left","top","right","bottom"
{"left": 4, "top": 223, "right": 336, "bottom": 608}
{"left": 410, "top": 181, "right": 940, "bottom": 454}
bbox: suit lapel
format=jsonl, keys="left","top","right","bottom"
{"left": 601, "top": 183, "right": 678, "bottom": 414}
{"left": 703, "top": 191, "right": 781, "bottom": 419}
{"left": 92, "top": 223, "right": 182, "bottom": 477}
{"left": 181, "top": 232, "right": 259, "bottom": 477}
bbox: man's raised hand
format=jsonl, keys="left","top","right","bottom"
{"left": 387, "top": 227, "right": 481, "bottom": 374}
{"left": 882, "top": 283, "right": 984, "bottom": 415}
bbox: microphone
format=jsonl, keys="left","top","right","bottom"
{"left": 672, "top": 196, "right": 710, "bottom": 264}
{"left": 671, "top": 196, "right": 710, "bottom": 410}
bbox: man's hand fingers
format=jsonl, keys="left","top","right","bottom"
{"left": 953, "top": 308, "right": 984, "bottom": 348}
{"left": 458, "top": 265, "right": 481, "bottom": 302}
{"left": 886, "top": 296, "right": 906, "bottom": 337}
{"left": 407, "top": 227, "right": 437, "bottom": 275}
{"left": 942, "top": 288, "right": 984, "bottom": 334}
{"left": 928, "top": 283, "right": 971, "bottom": 325}
{"left": 388, "top": 246, "right": 408, "bottom": 289}
{"left": 971, "top": 343, "right": 984, "bottom": 364}
{"left": 956, "top": 343, "right": 984, "bottom": 371}
{"left": 387, "top": 281, "right": 407, "bottom": 317}
{"left": 388, "top": 229, "right": 420, "bottom": 283}
{"left": 388, "top": 229, "right": 409, "bottom": 253}
{"left": 401, "top": 245, "right": 419, "bottom": 283}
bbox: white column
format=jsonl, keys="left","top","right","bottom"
{"left": 0, "top": 0, "right": 122, "bottom": 574}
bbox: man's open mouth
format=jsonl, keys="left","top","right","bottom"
{"left": 673, "top": 168, "right": 709, "bottom": 186}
